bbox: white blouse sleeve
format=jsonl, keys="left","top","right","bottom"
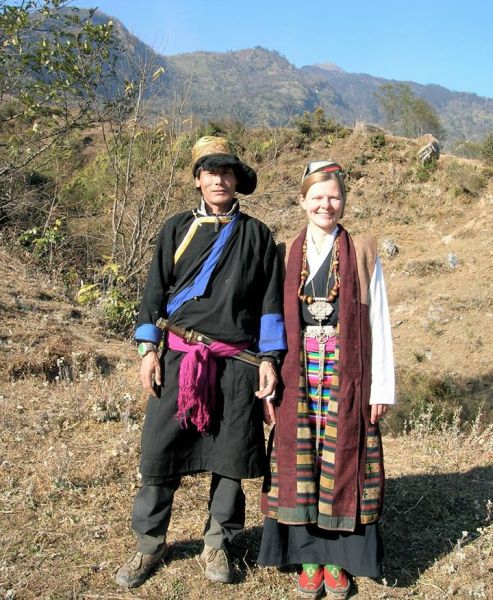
{"left": 368, "top": 257, "right": 396, "bottom": 405}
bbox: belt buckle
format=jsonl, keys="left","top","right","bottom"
{"left": 185, "top": 329, "right": 211, "bottom": 346}
{"left": 305, "top": 325, "right": 336, "bottom": 341}
{"left": 326, "top": 325, "right": 336, "bottom": 338}
{"left": 183, "top": 329, "right": 195, "bottom": 343}
{"left": 195, "top": 333, "right": 210, "bottom": 345}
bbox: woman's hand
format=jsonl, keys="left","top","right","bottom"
{"left": 255, "top": 360, "right": 277, "bottom": 426}
{"left": 140, "top": 351, "right": 161, "bottom": 397}
{"left": 370, "top": 403, "right": 389, "bottom": 425}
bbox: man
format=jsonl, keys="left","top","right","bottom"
{"left": 115, "top": 136, "right": 286, "bottom": 588}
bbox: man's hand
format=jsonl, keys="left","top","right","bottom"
{"left": 140, "top": 351, "right": 161, "bottom": 397}
{"left": 370, "top": 403, "right": 389, "bottom": 425}
{"left": 255, "top": 360, "right": 277, "bottom": 426}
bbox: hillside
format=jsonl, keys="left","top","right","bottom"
{"left": 19, "top": 7, "right": 493, "bottom": 147}
{"left": 166, "top": 47, "right": 493, "bottom": 145}
{"left": 300, "top": 66, "right": 493, "bottom": 144}
{"left": 0, "top": 124, "right": 492, "bottom": 598}
{"left": 165, "top": 48, "right": 315, "bottom": 126}
{"left": 79, "top": 9, "right": 493, "bottom": 146}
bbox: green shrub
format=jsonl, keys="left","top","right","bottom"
{"left": 382, "top": 370, "right": 490, "bottom": 435}
{"left": 76, "top": 283, "right": 101, "bottom": 305}
{"left": 0, "top": 99, "right": 19, "bottom": 121}
{"left": 480, "top": 132, "right": 493, "bottom": 165}
{"left": 248, "top": 138, "right": 274, "bottom": 162}
{"left": 370, "top": 132, "right": 386, "bottom": 148}
{"left": 414, "top": 158, "right": 438, "bottom": 182}
{"left": 60, "top": 175, "right": 101, "bottom": 213}
{"left": 195, "top": 119, "right": 246, "bottom": 150}
{"left": 293, "top": 106, "right": 346, "bottom": 146}
{"left": 450, "top": 139, "right": 483, "bottom": 160}
{"left": 18, "top": 218, "right": 65, "bottom": 257}
{"left": 101, "top": 288, "right": 139, "bottom": 336}
{"left": 444, "top": 159, "right": 486, "bottom": 197}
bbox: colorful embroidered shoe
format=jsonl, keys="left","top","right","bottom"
{"left": 323, "top": 565, "right": 350, "bottom": 599}
{"left": 297, "top": 564, "right": 324, "bottom": 599}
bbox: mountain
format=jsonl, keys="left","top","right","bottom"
{"left": 162, "top": 47, "right": 493, "bottom": 143}
{"left": 309, "top": 62, "right": 346, "bottom": 73}
{"left": 56, "top": 10, "right": 493, "bottom": 144}
{"left": 299, "top": 67, "right": 493, "bottom": 143}
{"left": 164, "top": 47, "right": 316, "bottom": 125}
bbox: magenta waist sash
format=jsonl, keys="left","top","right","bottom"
{"left": 167, "top": 331, "right": 249, "bottom": 433}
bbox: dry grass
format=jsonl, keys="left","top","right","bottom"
{"left": 1, "top": 360, "right": 492, "bottom": 599}
{"left": 1, "top": 130, "right": 493, "bottom": 599}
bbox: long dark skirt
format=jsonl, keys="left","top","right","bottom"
{"left": 257, "top": 517, "right": 383, "bottom": 578}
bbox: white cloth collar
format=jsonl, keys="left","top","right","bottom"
{"left": 196, "top": 197, "right": 239, "bottom": 217}
{"left": 305, "top": 224, "right": 339, "bottom": 285}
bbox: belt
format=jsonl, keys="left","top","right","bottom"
{"left": 304, "top": 325, "right": 337, "bottom": 341}
{"left": 156, "top": 318, "right": 262, "bottom": 367}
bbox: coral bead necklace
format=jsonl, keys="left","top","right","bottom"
{"left": 297, "top": 236, "right": 340, "bottom": 321}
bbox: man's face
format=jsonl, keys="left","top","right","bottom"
{"left": 195, "top": 167, "right": 237, "bottom": 214}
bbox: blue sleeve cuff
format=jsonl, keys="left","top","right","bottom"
{"left": 135, "top": 324, "right": 162, "bottom": 345}
{"left": 259, "top": 313, "right": 287, "bottom": 352}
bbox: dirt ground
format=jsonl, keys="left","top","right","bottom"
{"left": 0, "top": 368, "right": 491, "bottom": 599}
{"left": 1, "top": 131, "right": 492, "bottom": 598}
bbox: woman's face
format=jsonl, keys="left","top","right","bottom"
{"left": 300, "top": 179, "right": 344, "bottom": 233}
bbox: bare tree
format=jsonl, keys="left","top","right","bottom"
{"left": 91, "top": 53, "right": 193, "bottom": 288}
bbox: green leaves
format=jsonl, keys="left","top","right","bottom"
{"left": 376, "top": 83, "right": 446, "bottom": 141}
{"left": 293, "top": 106, "right": 348, "bottom": 147}
{"left": 18, "top": 218, "right": 65, "bottom": 257}
{"left": 0, "top": 1, "right": 119, "bottom": 179}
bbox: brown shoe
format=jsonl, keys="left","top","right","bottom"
{"left": 115, "top": 544, "right": 167, "bottom": 588}
{"left": 200, "top": 544, "right": 232, "bottom": 583}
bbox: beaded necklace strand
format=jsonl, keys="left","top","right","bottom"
{"left": 297, "top": 236, "right": 340, "bottom": 307}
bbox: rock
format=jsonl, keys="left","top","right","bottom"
{"left": 417, "top": 138, "right": 440, "bottom": 163}
{"left": 447, "top": 253, "right": 459, "bottom": 269}
{"left": 382, "top": 238, "right": 399, "bottom": 258}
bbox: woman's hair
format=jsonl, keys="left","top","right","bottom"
{"left": 300, "top": 170, "right": 346, "bottom": 200}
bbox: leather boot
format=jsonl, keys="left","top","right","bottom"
{"left": 115, "top": 543, "right": 167, "bottom": 588}
{"left": 200, "top": 544, "right": 232, "bottom": 583}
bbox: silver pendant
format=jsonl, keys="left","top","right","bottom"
{"left": 307, "top": 298, "right": 333, "bottom": 321}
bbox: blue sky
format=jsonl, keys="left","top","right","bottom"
{"left": 72, "top": 0, "right": 493, "bottom": 98}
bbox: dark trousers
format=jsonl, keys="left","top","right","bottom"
{"left": 131, "top": 473, "right": 246, "bottom": 554}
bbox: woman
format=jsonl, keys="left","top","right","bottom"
{"left": 258, "top": 160, "right": 395, "bottom": 599}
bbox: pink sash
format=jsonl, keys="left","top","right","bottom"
{"left": 167, "top": 332, "right": 249, "bottom": 432}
